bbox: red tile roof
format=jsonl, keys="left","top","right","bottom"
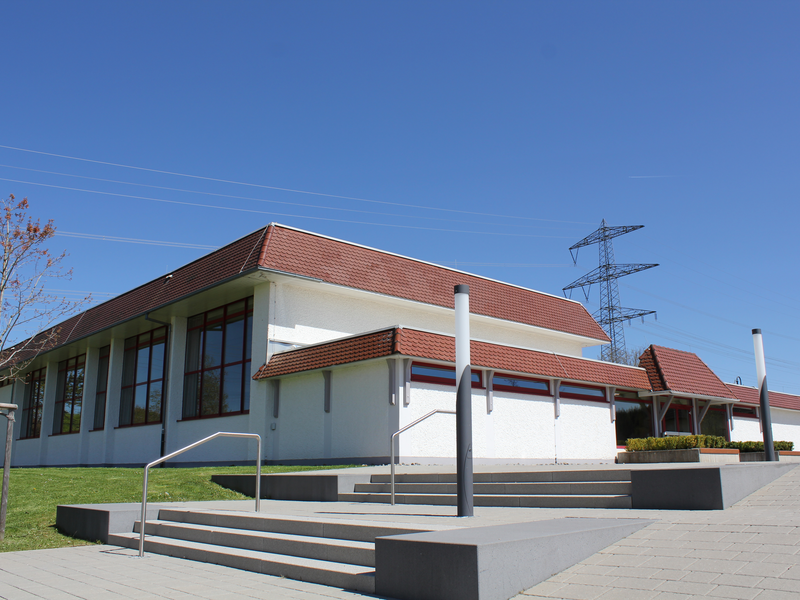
{"left": 254, "top": 326, "right": 650, "bottom": 390}
{"left": 727, "top": 383, "right": 800, "bottom": 412}
{"left": 6, "top": 223, "right": 608, "bottom": 367}
{"left": 259, "top": 225, "right": 609, "bottom": 341}
{"left": 639, "top": 345, "right": 736, "bottom": 400}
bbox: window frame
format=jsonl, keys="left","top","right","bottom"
{"left": 491, "top": 373, "right": 550, "bottom": 397}
{"left": 409, "top": 362, "right": 483, "bottom": 389}
{"left": 732, "top": 405, "right": 759, "bottom": 419}
{"left": 92, "top": 345, "right": 111, "bottom": 431}
{"left": 20, "top": 367, "right": 47, "bottom": 440}
{"left": 559, "top": 382, "right": 608, "bottom": 403}
{"left": 181, "top": 297, "right": 253, "bottom": 420}
{"left": 53, "top": 355, "right": 86, "bottom": 435}
{"left": 119, "top": 328, "right": 167, "bottom": 427}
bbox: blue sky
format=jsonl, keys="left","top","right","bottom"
{"left": 1, "top": 1, "right": 798, "bottom": 392}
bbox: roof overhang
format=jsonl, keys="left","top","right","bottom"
{"left": 638, "top": 390, "right": 739, "bottom": 404}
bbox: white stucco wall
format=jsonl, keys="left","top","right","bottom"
{"left": 273, "top": 372, "right": 325, "bottom": 460}
{"left": 328, "top": 362, "right": 393, "bottom": 460}
{"left": 555, "top": 399, "right": 617, "bottom": 461}
{"left": 730, "top": 416, "right": 762, "bottom": 443}
{"left": 111, "top": 425, "right": 163, "bottom": 466}
{"left": 772, "top": 407, "right": 800, "bottom": 449}
{"left": 491, "top": 392, "right": 556, "bottom": 461}
{"left": 271, "top": 282, "right": 586, "bottom": 356}
{"left": 169, "top": 414, "right": 255, "bottom": 464}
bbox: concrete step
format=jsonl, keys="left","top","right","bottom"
{"left": 354, "top": 482, "right": 632, "bottom": 495}
{"left": 339, "top": 493, "right": 633, "bottom": 508}
{"left": 157, "top": 508, "right": 432, "bottom": 542}
{"left": 108, "top": 532, "right": 375, "bottom": 594}
{"left": 371, "top": 470, "right": 632, "bottom": 484}
{"left": 134, "top": 520, "right": 376, "bottom": 567}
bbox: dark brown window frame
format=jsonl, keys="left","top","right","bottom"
{"left": 119, "top": 328, "right": 167, "bottom": 427}
{"left": 181, "top": 297, "right": 253, "bottom": 420}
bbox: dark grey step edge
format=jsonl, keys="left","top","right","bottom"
{"left": 136, "top": 520, "right": 375, "bottom": 567}
{"left": 108, "top": 533, "right": 376, "bottom": 594}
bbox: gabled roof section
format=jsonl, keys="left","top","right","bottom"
{"left": 258, "top": 224, "right": 609, "bottom": 341}
{"left": 727, "top": 383, "right": 800, "bottom": 412}
{"left": 639, "top": 345, "right": 736, "bottom": 401}
{"left": 254, "top": 326, "right": 650, "bottom": 389}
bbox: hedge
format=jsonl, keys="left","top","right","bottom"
{"left": 625, "top": 436, "right": 794, "bottom": 452}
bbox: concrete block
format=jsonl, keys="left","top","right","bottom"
{"left": 56, "top": 503, "right": 165, "bottom": 543}
{"left": 211, "top": 472, "right": 371, "bottom": 501}
{"left": 374, "top": 517, "right": 652, "bottom": 600}
{"left": 630, "top": 463, "right": 796, "bottom": 510}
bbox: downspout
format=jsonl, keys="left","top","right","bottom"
{"left": 145, "top": 313, "right": 171, "bottom": 461}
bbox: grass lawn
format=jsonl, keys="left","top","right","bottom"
{"left": 0, "top": 465, "right": 351, "bottom": 553}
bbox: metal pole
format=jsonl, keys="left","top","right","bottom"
{"left": 752, "top": 329, "right": 776, "bottom": 461}
{"left": 454, "top": 284, "right": 473, "bottom": 517}
{"left": 0, "top": 403, "right": 17, "bottom": 542}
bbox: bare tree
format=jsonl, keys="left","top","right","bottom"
{"left": 0, "top": 195, "right": 87, "bottom": 380}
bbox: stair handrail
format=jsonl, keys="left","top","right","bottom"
{"left": 139, "top": 431, "right": 262, "bottom": 557}
{"left": 390, "top": 410, "right": 455, "bottom": 505}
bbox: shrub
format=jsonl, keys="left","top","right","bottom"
{"left": 625, "top": 435, "right": 727, "bottom": 451}
{"left": 726, "top": 441, "right": 794, "bottom": 452}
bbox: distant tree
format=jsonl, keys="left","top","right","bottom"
{"left": 0, "top": 195, "right": 87, "bottom": 380}
{"left": 613, "top": 345, "right": 649, "bottom": 367}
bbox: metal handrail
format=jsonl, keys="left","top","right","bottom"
{"left": 139, "top": 431, "right": 262, "bottom": 557}
{"left": 390, "top": 410, "right": 455, "bottom": 505}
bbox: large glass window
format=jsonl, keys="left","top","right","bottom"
{"left": 559, "top": 383, "right": 607, "bottom": 402}
{"left": 120, "top": 328, "right": 167, "bottom": 426}
{"left": 182, "top": 298, "right": 253, "bottom": 419}
{"left": 410, "top": 362, "right": 483, "bottom": 388}
{"left": 492, "top": 373, "right": 550, "bottom": 396}
{"left": 615, "top": 399, "right": 653, "bottom": 446}
{"left": 21, "top": 367, "right": 46, "bottom": 439}
{"left": 92, "top": 346, "right": 110, "bottom": 430}
{"left": 700, "top": 407, "right": 729, "bottom": 438}
{"left": 53, "top": 356, "right": 85, "bottom": 434}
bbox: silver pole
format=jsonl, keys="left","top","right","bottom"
{"left": 454, "top": 284, "right": 473, "bottom": 517}
{"left": 752, "top": 329, "right": 776, "bottom": 461}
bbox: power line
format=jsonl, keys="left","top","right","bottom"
{"left": 0, "top": 177, "right": 575, "bottom": 239}
{"left": 0, "top": 163, "right": 581, "bottom": 231}
{"left": 0, "top": 144, "right": 595, "bottom": 225}
{"left": 56, "top": 231, "right": 218, "bottom": 250}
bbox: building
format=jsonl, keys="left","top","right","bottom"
{"left": 2, "top": 223, "right": 798, "bottom": 467}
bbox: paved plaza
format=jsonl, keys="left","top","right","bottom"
{"left": 0, "top": 464, "right": 798, "bottom": 600}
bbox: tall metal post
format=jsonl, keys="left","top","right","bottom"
{"left": 752, "top": 329, "right": 776, "bottom": 461}
{"left": 0, "top": 403, "right": 17, "bottom": 542}
{"left": 454, "top": 285, "right": 473, "bottom": 517}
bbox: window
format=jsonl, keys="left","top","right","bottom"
{"left": 615, "top": 399, "right": 653, "bottom": 446}
{"left": 21, "top": 367, "right": 46, "bottom": 439}
{"left": 700, "top": 407, "right": 729, "bottom": 438}
{"left": 120, "top": 328, "right": 167, "bottom": 426}
{"left": 662, "top": 404, "right": 692, "bottom": 435}
{"left": 733, "top": 405, "right": 758, "bottom": 418}
{"left": 92, "top": 346, "right": 110, "bottom": 430}
{"left": 492, "top": 373, "right": 549, "bottom": 396}
{"left": 559, "top": 383, "right": 607, "bottom": 402}
{"left": 410, "top": 362, "right": 483, "bottom": 388}
{"left": 182, "top": 298, "right": 253, "bottom": 419}
{"left": 53, "top": 356, "right": 85, "bottom": 434}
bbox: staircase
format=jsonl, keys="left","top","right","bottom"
{"left": 338, "top": 469, "right": 633, "bottom": 508}
{"left": 108, "top": 508, "right": 439, "bottom": 594}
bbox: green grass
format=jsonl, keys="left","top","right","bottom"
{"left": 0, "top": 465, "right": 351, "bottom": 553}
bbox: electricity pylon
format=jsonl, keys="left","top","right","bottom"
{"left": 563, "top": 219, "right": 658, "bottom": 363}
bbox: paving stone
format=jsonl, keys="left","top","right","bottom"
{"left": 707, "top": 585, "right": 761, "bottom": 600}
{"left": 654, "top": 580, "right": 716, "bottom": 595}
{"left": 711, "top": 573, "right": 765, "bottom": 587}
{"left": 736, "top": 562, "right": 791, "bottom": 577}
